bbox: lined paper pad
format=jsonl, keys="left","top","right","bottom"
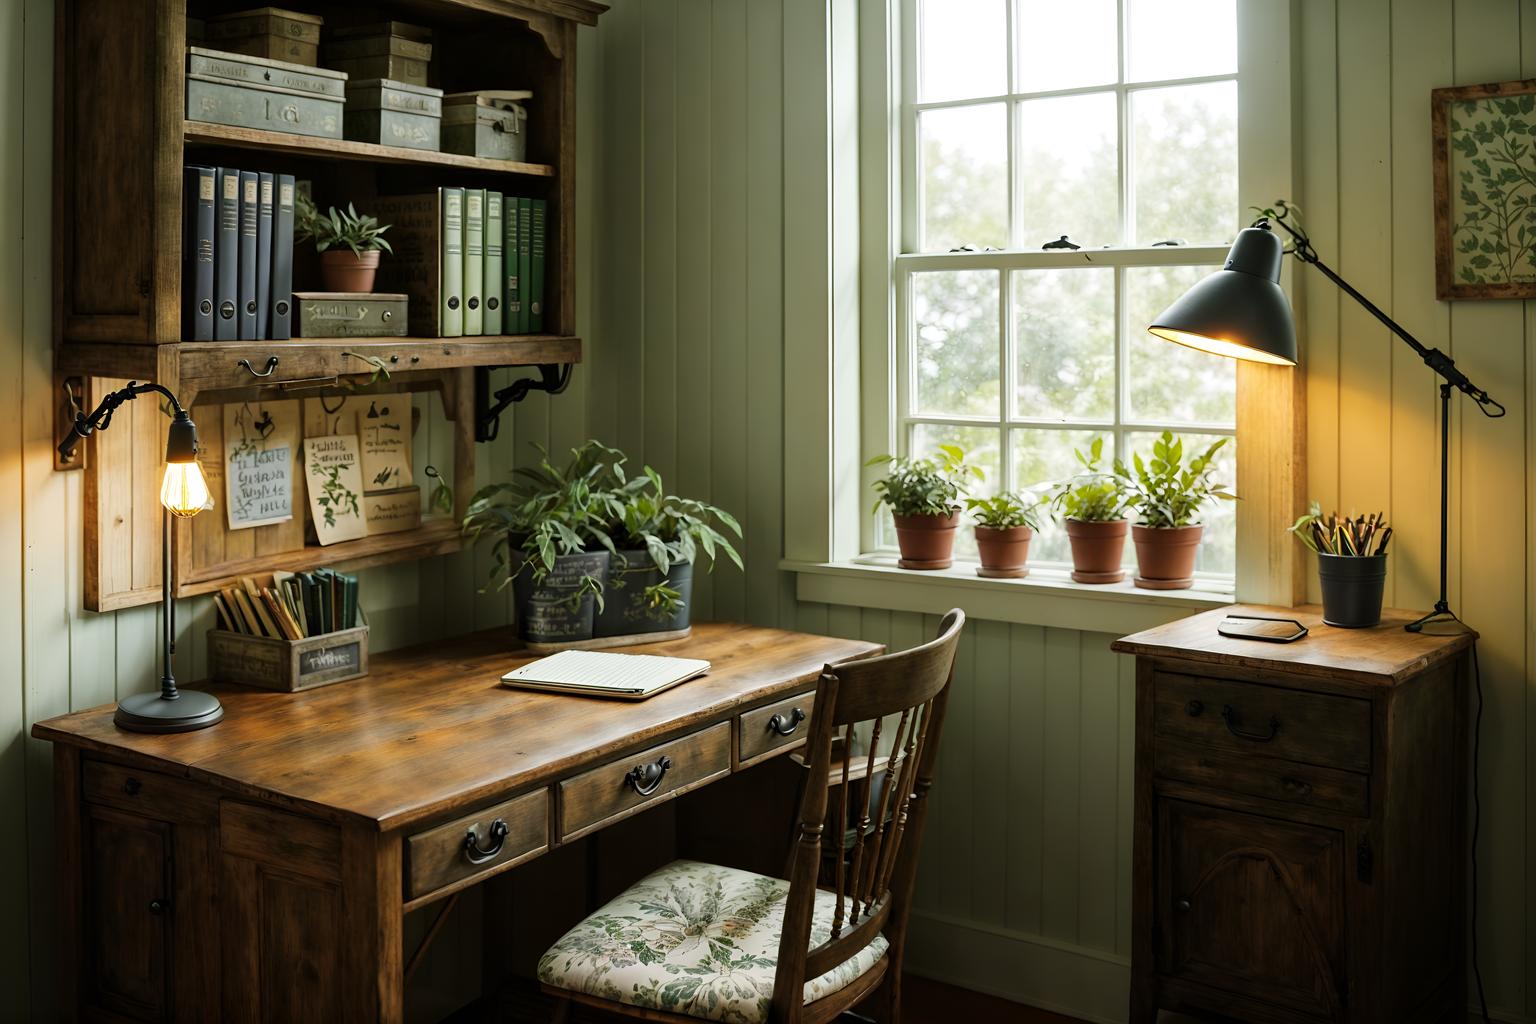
{"left": 501, "top": 650, "right": 711, "bottom": 699}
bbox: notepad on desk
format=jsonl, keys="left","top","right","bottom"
{"left": 501, "top": 649, "right": 711, "bottom": 700}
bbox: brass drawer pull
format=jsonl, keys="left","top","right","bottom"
{"left": 625, "top": 755, "right": 674, "bottom": 797}
{"left": 462, "top": 818, "right": 510, "bottom": 865}
{"left": 767, "top": 707, "right": 805, "bottom": 736}
{"left": 1221, "top": 704, "right": 1280, "bottom": 743}
{"left": 237, "top": 356, "right": 280, "bottom": 378}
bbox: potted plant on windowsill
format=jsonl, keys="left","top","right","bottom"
{"left": 593, "top": 461, "right": 742, "bottom": 641}
{"left": 1116, "top": 431, "right": 1235, "bottom": 590}
{"left": 868, "top": 444, "right": 984, "bottom": 570}
{"left": 1049, "top": 437, "right": 1133, "bottom": 584}
{"left": 966, "top": 491, "right": 1045, "bottom": 578}
{"left": 295, "top": 193, "right": 394, "bottom": 294}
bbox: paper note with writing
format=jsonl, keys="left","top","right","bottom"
{"left": 357, "top": 397, "right": 413, "bottom": 491}
{"left": 303, "top": 434, "right": 367, "bottom": 545}
{"left": 224, "top": 400, "right": 298, "bottom": 530}
{"left": 364, "top": 485, "right": 421, "bottom": 535}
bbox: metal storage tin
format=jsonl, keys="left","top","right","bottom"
{"left": 186, "top": 47, "right": 346, "bottom": 138}
{"left": 205, "top": 7, "right": 323, "bottom": 66}
{"left": 325, "top": 22, "right": 433, "bottom": 87}
{"left": 293, "top": 292, "right": 409, "bottom": 338}
{"left": 442, "top": 91, "right": 530, "bottom": 162}
{"left": 344, "top": 78, "right": 442, "bottom": 150}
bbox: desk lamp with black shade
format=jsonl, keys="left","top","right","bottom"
{"left": 1148, "top": 201, "right": 1505, "bottom": 634}
{"left": 57, "top": 383, "right": 223, "bottom": 731}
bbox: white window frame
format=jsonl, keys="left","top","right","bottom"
{"left": 781, "top": 0, "right": 1302, "bottom": 626}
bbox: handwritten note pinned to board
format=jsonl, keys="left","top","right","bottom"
{"left": 303, "top": 434, "right": 367, "bottom": 545}
{"left": 224, "top": 401, "right": 298, "bottom": 531}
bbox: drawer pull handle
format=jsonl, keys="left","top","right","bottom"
{"left": 1280, "top": 776, "right": 1313, "bottom": 797}
{"left": 123, "top": 777, "right": 142, "bottom": 795}
{"left": 1175, "top": 898, "right": 1191, "bottom": 913}
{"left": 625, "top": 755, "right": 674, "bottom": 797}
{"left": 767, "top": 707, "right": 806, "bottom": 736}
{"left": 1185, "top": 700, "right": 1204, "bottom": 717}
{"left": 1221, "top": 705, "right": 1280, "bottom": 743}
{"left": 148, "top": 898, "right": 168, "bottom": 916}
{"left": 463, "top": 818, "right": 510, "bottom": 865}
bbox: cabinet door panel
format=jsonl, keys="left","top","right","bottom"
{"left": 85, "top": 805, "right": 170, "bottom": 1020}
{"left": 1158, "top": 798, "right": 1347, "bottom": 1019}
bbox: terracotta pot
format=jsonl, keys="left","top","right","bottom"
{"left": 892, "top": 511, "right": 960, "bottom": 570}
{"left": 318, "top": 249, "right": 381, "bottom": 293}
{"left": 1131, "top": 523, "right": 1204, "bottom": 590}
{"left": 1064, "top": 518, "right": 1129, "bottom": 584}
{"left": 974, "top": 524, "right": 1032, "bottom": 578}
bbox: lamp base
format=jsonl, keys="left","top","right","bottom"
{"left": 114, "top": 690, "right": 224, "bottom": 733}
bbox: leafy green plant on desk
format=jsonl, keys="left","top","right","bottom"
{"left": 1048, "top": 438, "right": 1132, "bottom": 523}
{"left": 610, "top": 466, "right": 743, "bottom": 579}
{"left": 1115, "top": 430, "right": 1234, "bottom": 528}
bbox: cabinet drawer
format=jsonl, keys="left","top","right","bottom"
{"left": 1156, "top": 743, "right": 1369, "bottom": 817}
{"left": 560, "top": 722, "right": 731, "bottom": 841}
{"left": 83, "top": 759, "right": 216, "bottom": 822}
{"left": 406, "top": 789, "right": 548, "bottom": 900}
{"left": 1154, "top": 672, "right": 1371, "bottom": 771}
{"left": 739, "top": 691, "right": 816, "bottom": 765}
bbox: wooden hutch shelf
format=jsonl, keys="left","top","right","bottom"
{"left": 185, "top": 121, "right": 558, "bottom": 178}
{"left": 55, "top": 0, "right": 601, "bottom": 611}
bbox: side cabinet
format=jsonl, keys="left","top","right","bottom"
{"left": 1115, "top": 610, "right": 1471, "bottom": 1024}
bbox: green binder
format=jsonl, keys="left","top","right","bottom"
{"left": 529, "top": 199, "right": 546, "bottom": 334}
{"left": 484, "top": 191, "right": 503, "bottom": 336}
{"left": 463, "top": 188, "right": 485, "bottom": 336}
{"left": 504, "top": 197, "right": 521, "bottom": 332}
{"left": 440, "top": 187, "right": 464, "bottom": 337}
{"left": 516, "top": 196, "right": 532, "bottom": 334}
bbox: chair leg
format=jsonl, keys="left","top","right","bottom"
{"left": 881, "top": 968, "right": 901, "bottom": 1024}
{"left": 551, "top": 995, "right": 573, "bottom": 1023}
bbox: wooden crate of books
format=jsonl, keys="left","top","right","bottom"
{"left": 207, "top": 571, "right": 368, "bottom": 691}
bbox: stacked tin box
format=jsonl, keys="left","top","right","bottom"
{"left": 185, "top": 46, "right": 345, "bottom": 139}
{"left": 442, "top": 91, "right": 531, "bottom": 162}
{"left": 204, "top": 6, "right": 323, "bottom": 66}
{"left": 328, "top": 22, "right": 443, "bottom": 153}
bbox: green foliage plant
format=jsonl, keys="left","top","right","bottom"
{"left": 1049, "top": 438, "right": 1132, "bottom": 523}
{"left": 610, "top": 465, "right": 743, "bottom": 578}
{"left": 1115, "top": 430, "right": 1234, "bottom": 529}
{"left": 295, "top": 194, "right": 394, "bottom": 256}
{"left": 867, "top": 444, "right": 984, "bottom": 518}
{"left": 966, "top": 490, "right": 1045, "bottom": 531}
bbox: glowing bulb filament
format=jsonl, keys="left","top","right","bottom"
{"left": 160, "top": 461, "right": 210, "bottom": 518}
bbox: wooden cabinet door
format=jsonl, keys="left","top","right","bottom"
{"left": 1158, "top": 798, "right": 1348, "bottom": 1019}
{"left": 84, "top": 804, "right": 172, "bottom": 1020}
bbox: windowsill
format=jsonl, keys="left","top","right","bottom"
{"left": 782, "top": 554, "right": 1235, "bottom": 635}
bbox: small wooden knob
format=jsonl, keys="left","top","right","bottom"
{"left": 1175, "top": 899, "right": 1191, "bottom": 913}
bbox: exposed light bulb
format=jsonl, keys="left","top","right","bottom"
{"left": 160, "top": 460, "right": 210, "bottom": 518}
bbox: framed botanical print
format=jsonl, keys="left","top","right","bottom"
{"left": 1434, "top": 78, "right": 1536, "bottom": 299}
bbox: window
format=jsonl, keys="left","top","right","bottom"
{"left": 885, "top": 0, "right": 1242, "bottom": 577}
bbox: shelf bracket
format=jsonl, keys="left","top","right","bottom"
{"left": 475, "top": 364, "right": 573, "bottom": 443}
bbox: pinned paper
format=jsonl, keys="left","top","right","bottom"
{"left": 357, "top": 397, "right": 412, "bottom": 491}
{"left": 225, "top": 401, "right": 298, "bottom": 530}
{"left": 303, "top": 434, "right": 367, "bottom": 545}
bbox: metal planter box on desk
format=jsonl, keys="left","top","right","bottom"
{"left": 185, "top": 46, "right": 346, "bottom": 139}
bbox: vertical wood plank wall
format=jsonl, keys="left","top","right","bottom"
{"left": 2, "top": 3, "right": 1535, "bottom": 1024}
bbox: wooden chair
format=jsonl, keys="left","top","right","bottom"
{"left": 538, "top": 609, "right": 966, "bottom": 1024}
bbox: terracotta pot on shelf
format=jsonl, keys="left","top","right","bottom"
{"left": 1064, "top": 518, "right": 1129, "bottom": 584}
{"left": 1131, "top": 523, "right": 1204, "bottom": 590}
{"left": 892, "top": 511, "right": 960, "bottom": 570}
{"left": 974, "top": 524, "right": 1032, "bottom": 578}
{"left": 318, "top": 249, "right": 381, "bottom": 293}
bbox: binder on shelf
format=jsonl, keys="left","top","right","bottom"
{"left": 182, "top": 165, "right": 216, "bottom": 341}
{"left": 370, "top": 188, "right": 462, "bottom": 336}
{"left": 484, "top": 191, "right": 503, "bottom": 336}
{"left": 255, "top": 171, "right": 274, "bottom": 340}
{"left": 515, "top": 196, "right": 532, "bottom": 334}
{"left": 504, "top": 196, "right": 521, "bottom": 332}
{"left": 215, "top": 167, "right": 240, "bottom": 340}
{"left": 270, "top": 174, "right": 295, "bottom": 340}
{"left": 237, "top": 170, "right": 259, "bottom": 340}
{"left": 463, "top": 188, "right": 485, "bottom": 336}
{"left": 529, "top": 198, "right": 546, "bottom": 334}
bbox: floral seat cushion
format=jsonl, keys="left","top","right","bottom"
{"left": 537, "top": 858, "right": 889, "bottom": 1024}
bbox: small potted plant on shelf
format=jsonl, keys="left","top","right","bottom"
{"left": 1116, "top": 431, "right": 1235, "bottom": 590}
{"left": 593, "top": 460, "right": 743, "bottom": 640}
{"left": 1289, "top": 503, "right": 1391, "bottom": 627}
{"left": 965, "top": 491, "right": 1045, "bottom": 578}
{"left": 868, "top": 444, "right": 984, "bottom": 570}
{"left": 295, "top": 193, "right": 394, "bottom": 293}
{"left": 1049, "top": 437, "right": 1133, "bottom": 584}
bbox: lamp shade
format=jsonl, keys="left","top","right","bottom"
{"left": 1148, "top": 223, "right": 1298, "bottom": 366}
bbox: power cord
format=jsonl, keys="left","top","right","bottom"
{"left": 1470, "top": 642, "right": 1490, "bottom": 1024}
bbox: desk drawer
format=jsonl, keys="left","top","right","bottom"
{"left": 1155, "top": 743, "right": 1369, "bottom": 817}
{"left": 739, "top": 691, "right": 816, "bottom": 765}
{"left": 1154, "top": 672, "right": 1371, "bottom": 772}
{"left": 406, "top": 789, "right": 548, "bottom": 900}
{"left": 560, "top": 722, "right": 731, "bottom": 841}
{"left": 83, "top": 759, "right": 215, "bottom": 822}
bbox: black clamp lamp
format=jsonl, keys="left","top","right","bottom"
{"left": 58, "top": 382, "right": 224, "bottom": 732}
{"left": 1149, "top": 201, "right": 1505, "bottom": 633}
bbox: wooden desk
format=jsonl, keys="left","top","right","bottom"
{"left": 33, "top": 622, "right": 881, "bottom": 1023}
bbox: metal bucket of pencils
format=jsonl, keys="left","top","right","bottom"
{"left": 1317, "top": 552, "right": 1387, "bottom": 628}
